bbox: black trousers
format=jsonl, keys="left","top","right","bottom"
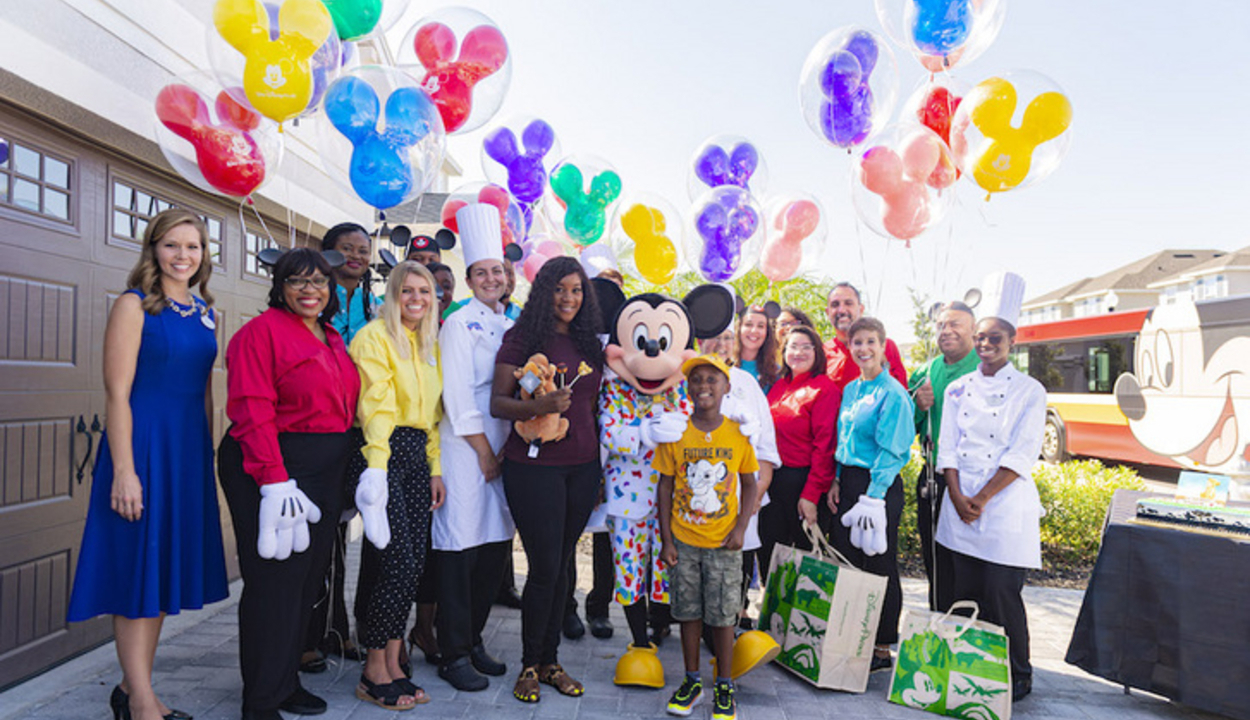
{"left": 435, "top": 540, "right": 509, "bottom": 662}
{"left": 566, "top": 531, "right": 613, "bottom": 619}
{"left": 917, "top": 461, "right": 955, "bottom": 612}
{"left": 351, "top": 428, "right": 433, "bottom": 649}
{"left": 218, "top": 431, "right": 349, "bottom": 713}
{"left": 502, "top": 458, "right": 600, "bottom": 667}
{"left": 757, "top": 465, "right": 834, "bottom": 583}
{"left": 303, "top": 522, "right": 351, "bottom": 655}
{"left": 829, "top": 465, "right": 904, "bottom": 646}
{"left": 949, "top": 549, "right": 1031, "bottom": 680}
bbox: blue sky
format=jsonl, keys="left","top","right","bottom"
{"left": 388, "top": 1, "right": 1250, "bottom": 337}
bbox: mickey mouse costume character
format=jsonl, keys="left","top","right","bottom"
{"left": 595, "top": 285, "right": 737, "bottom": 687}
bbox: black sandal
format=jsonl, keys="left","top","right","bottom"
{"left": 392, "top": 678, "right": 430, "bottom": 704}
{"left": 355, "top": 676, "right": 417, "bottom": 711}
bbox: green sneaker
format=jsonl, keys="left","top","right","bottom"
{"left": 666, "top": 676, "right": 703, "bottom": 716}
{"left": 712, "top": 681, "right": 736, "bottom": 720}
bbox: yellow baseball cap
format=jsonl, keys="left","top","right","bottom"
{"left": 682, "top": 354, "right": 731, "bottom": 379}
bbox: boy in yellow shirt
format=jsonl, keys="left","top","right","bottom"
{"left": 656, "top": 355, "right": 759, "bottom": 720}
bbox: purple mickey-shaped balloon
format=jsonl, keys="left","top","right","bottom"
{"left": 695, "top": 142, "right": 759, "bottom": 191}
{"left": 483, "top": 119, "right": 554, "bottom": 205}
{"left": 819, "top": 31, "right": 878, "bottom": 149}
{"left": 696, "top": 191, "right": 759, "bottom": 282}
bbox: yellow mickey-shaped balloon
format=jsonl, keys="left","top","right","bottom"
{"left": 964, "top": 77, "right": 1072, "bottom": 194}
{"left": 621, "top": 203, "right": 677, "bottom": 285}
{"left": 214, "top": 0, "right": 333, "bottom": 123}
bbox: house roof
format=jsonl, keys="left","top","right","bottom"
{"left": 380, "top": 192, "right": 448, "bottom": 227}
{"left": 1159, "top": 245, "right": 1250, "bottom": 283}
{"left": 1024, "top": 249, "right": 1226, "bottom": 306}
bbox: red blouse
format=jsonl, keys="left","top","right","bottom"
{"left": 225, "top": 308, "right": 361, "bottom": 485}
{"left": 824, "top": 336, "right": 909, "bottom": 390}
{"left": 767, "top": 371, "right": 841, "bottom": 503}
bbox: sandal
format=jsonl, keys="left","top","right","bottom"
{"left": 513, "top": 666, "right": 540, "bottom": 703}
{"left": 539, "top": 663, "right": 584, "bottom": 697}
{"left": 392, "top": 678, "right": 430, "bottom": 705}
{"left": 355, "top": 675, "right": 417, "bottom": 711}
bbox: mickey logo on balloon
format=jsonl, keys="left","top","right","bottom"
{"left": 952, "top": 76, "right": 1073, "bottom": 195}
{"left": 156, "top": 84, "right": 267, "bottom": 198}
{"left": 412, "top": 21, "right": 507, "bottom": 133}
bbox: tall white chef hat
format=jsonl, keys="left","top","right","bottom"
{"left": 979, "top": 271, "right": 1026, "bottom": 327}
{"left": 456, "top": 203, "right": 503, "bottom": 268}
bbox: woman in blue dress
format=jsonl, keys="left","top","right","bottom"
{"left": 67, "top": 208, "right": 228, "bottom": 720}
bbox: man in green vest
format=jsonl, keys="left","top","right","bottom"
{"left": 909, "top": 301, "right": 978, "bottom": 612}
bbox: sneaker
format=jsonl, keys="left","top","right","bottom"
{"left": 712, "top": 681, "right": 736, "bottom": 720}
{"left": 871, "top": 653, "right": 893, "bottom": 673}
{"left": 665, "top": 676, "right": 703, "bottom": 716}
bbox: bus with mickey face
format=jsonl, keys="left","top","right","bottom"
{"left": 1012, "top": 295, "right": 1250, "bottom": 485}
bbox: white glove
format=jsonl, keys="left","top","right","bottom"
{"left": 722, "top": 399, "right": 759, "bottom": 444}
{"left": 355, "top": 468, "right": 391, "bottom": 550}
{"left": 640, "top": 411, "right": 687, "bottom": 449}
{"left": 258, "top": 479, "right": 322, "bottom": 561}
{"left": 840, "top": 495, "right": 888, "bottom": 556}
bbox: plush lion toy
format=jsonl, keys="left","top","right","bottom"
{"left": 513, "top": 353, "right": 569, "bottom": 445}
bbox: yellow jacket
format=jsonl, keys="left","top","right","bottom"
{"left": 349, "top": 319, "right": 443, "bottom": 474}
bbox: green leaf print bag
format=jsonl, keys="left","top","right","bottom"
{"left": 759, "top": 523, "right": 887, "bottom": 692}
{"left": 888, "top": 601, "right": 1012, "bottom": 720}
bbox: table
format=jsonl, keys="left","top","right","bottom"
{"left": 1065, "top": 489, "right": 1250, "bottom": 719}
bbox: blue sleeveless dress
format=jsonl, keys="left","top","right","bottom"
{"left": 67, "top": 290, "right": 228, "bottom": 620}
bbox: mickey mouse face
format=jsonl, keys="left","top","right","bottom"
{"left": 606, "top": 297, "right": 696, "bottom": 396}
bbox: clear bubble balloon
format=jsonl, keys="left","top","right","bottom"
{"left": 207, "top": 0, "right": 343, "bottom": 124}
{"left": 685, "top": 186, "right": 763, "bottom": 283}
{"left": 950, "top": 70, "right": 1073, "bottom": 197}
{"left": 544, "top": 154, "right": 622, "bottom": 247}
{"left": 315, "top": 64, "right": 446, "bottom": 210}
{"left": 481, "top": 115, "right": 562, "bottom": 211}
{"left": 851, "top": 123, "right": 957, "bottom": 244}
{"left": 686, "top": 135, "right": 769, "bottom": 201}
{"left": 154, "top": 71, "right": 284, "bottom": 199}
{"left": 902, "top": 74, "right": 971, "bottom": 153}
{"left": 874, "top": 0, "right": 1007, "bottom": 73}
{"left": 759, "top": 193, "right": 827, "bottom": 283}
{"left": 799, "top": 26, "right": 898, "bottom": 152}
{"left": 609, "top": 192, "right": 684, "bottom": 286}
{"left": 396, "top": 6, "right": 511, "bottom": 135}
{"left": 518, "top": 233, "right": 571, "bottom": 283}
{"left": 440, "top": 181, "right": 527, "bottom": 249}
{"left": 578, "top": 242, "right": 619, "bottom": 279}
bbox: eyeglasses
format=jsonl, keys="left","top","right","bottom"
{"left": 788, "top": 344, "right": 816, "bottom": 353}
{"left": 778, "top": 319, "right": 799, "bottom": 328}
{"left": 974, "top": 333, "right": 1007, "bottom": 345}
{"left": 284, "top": 275, "right": 330, "bottom": 290}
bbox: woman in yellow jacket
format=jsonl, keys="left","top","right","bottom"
{"left": 348, "top": 261, "right": 446, "bottom": 710}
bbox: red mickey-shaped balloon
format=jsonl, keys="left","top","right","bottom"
{"left": 916, "top": 86, "right": 961, "bottom": 147}
{"left": 441, "top": 184, "right": 517, "bottom": 247}
{"left": 156, "top": 83, "right": 266, "bottom": 197}
{"left": 414, "top": 22, "right": 507, "bottom": 133}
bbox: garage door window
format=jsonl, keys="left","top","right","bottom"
{"left": 0, "top": 136, "right": 72, "bottom": 223}
{"left": 110, "top": 179, "right": 223, "bottom": 268}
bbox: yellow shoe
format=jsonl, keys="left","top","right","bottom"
{"left": 614, "top": 642, "right": 665, "bottom": 688}
{"left": 710, "top": 630, "right": 780, "bottom": 680}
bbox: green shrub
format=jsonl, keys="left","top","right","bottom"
{"left": 897, "top": 457, "right": 1146, "bottom": 572}
{"left": 1035, "top": 459, "right": 1145, "bottom": 565}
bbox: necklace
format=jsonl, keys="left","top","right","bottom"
{"left": 166, "top": 296, "right": 199, "bottom": 318}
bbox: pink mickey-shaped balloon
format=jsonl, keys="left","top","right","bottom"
{"left": 851, "top": 124, "right": 956, "bottom": 244}
{"left": 760, "top": 199, "right": 822, "bottom": 283}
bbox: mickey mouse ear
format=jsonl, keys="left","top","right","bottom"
{"left": 257, "top": 248, "right": 287, "bottom": 268}
{"left": 928, "top": 301, "right": 946, "bottom": 322}
{"left": 591, "top": 277, "right": 626, "bottom": 335}
{"left": 734, "top": 294, "right": 746, "bottom": 318}
{"left": 684, "top": 284, "right": 737, "bottom": 339}
{"left": 503, "top": 243, "right": 523, "bottom": 262}
{"left": 761, "top": 300, "right": 782, "bottom": 319}
{"left": 322, "top": 249, "right": 346, "bottom": 268}
{"left": 964, "top": 288, "right": 982, "bottom": 309}
{"left": 435, "top": 228, "right": 457, "bottom": 250}
{"left": 389, "top": 225, "right": 412, "bottom": 249}
{"left": 379, "top": 248, "right": 399, "bottom": 269}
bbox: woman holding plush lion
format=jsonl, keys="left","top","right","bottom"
{"left": 490, "top": 256, "right": 604, "bottom": 703}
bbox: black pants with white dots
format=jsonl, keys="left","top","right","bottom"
{"left": 352, "top": 427, "right": 434, "bottom": 650}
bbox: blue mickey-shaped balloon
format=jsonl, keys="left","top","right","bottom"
{"left": 819, "top": 31, "right": 878, "bottom": 149}
{"left": 483, "top": 119, "right": 555, "bottom": 206}
{"left": 325, "top": 76, "right": 438, "bottom": 209}
{"left": 696, "top": 189, "right": 759, "bottom": 283}
{"left": 911, "top": 0, "right": 972, "bottom": 56}
{"left": 694, "top": 142, "right": 759, "bottom": 192}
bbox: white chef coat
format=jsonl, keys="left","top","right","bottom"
{"left": 433, "top": 297, "right": 516, "bottom": 551}
{"left": 934, "top": 362, "right": 1046, "bottom": 569}
{"left": 723, "top": 366, "right": 782, "bottom": 552}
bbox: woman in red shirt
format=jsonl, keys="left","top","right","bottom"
{"left": 217, "top": 249, "right": 362, "bottom": 720}
{"left": 760, "top": 325, "right": 841, "bottom": 578}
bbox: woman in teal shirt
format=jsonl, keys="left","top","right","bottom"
{"left": 828, "top": 316, "right": 914, "bottom": 673}
{"left": 323, "top": 223, "right": 381, "bottom": 345}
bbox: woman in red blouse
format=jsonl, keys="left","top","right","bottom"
{"left": 217, "top": 249, "right": 362, "bottom": 720}
{"left": 760, "top": 325, "right": 841, "bottom": 577}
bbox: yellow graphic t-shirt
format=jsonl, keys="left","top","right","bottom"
{"left": 654, "top": 418, "right": 759, "bottom": 548}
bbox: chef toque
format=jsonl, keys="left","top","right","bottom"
{"left": 980, "top": 271, "right": 1025, "bottom": 327}
{"left": 456, "top": 203, "right": 503, "bottom": 268}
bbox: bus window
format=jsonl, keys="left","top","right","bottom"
{"left": 1086, "top": 337, "right": 1133, "bottom": 394}
{"left": 1010, "top": 347, "right": 1029, "bottom": 375}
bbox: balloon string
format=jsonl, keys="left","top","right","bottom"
{"left": 874, "top": 238, "right": 891, "bottom": 313}
{"left": 853, "top": 219, "right": 871, "bottom": 307}
{"left": 248, "top": 198, "right": 279, "bottom": 248}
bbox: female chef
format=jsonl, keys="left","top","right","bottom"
{"left": 431, "top": 205, "right": 515, "bottom": 692}
{"left": 935, "top": 316, "right": 1045, "bottom": 703}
